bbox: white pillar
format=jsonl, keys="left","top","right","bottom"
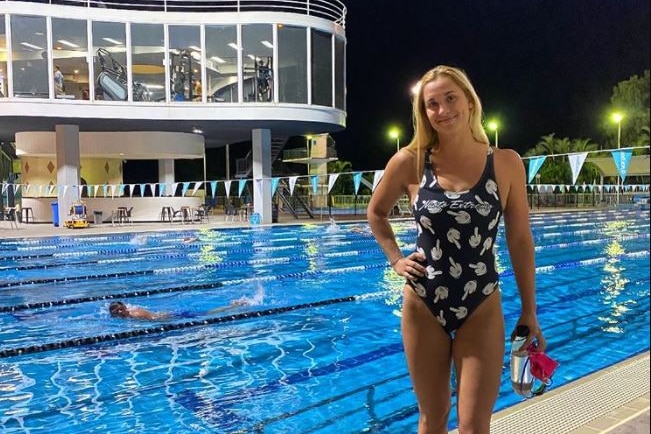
{"left": 55, "top": 124, "right": 80, "bottom": 226}
{"left": 159, "top": 159, "right": 175, "bottom": 196}
{"left": 252, "top": 129, "right": 272, "bottom": 224}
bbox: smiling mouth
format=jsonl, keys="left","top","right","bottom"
{"left": 438, "top": 116, "right": 456, "bottom": 124}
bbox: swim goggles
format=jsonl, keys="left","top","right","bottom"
{"left": 526, "top": 342, "right": 559, "bottom": 397}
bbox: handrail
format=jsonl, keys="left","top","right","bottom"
{"left": 4, "top": 0, "right": 347, "bottom": 26}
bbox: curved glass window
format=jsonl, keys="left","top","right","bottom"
{"left": 52, "top": 18, "right": 89, "bottom": 100}
{"left": 334, "top": 35, "right": 345, "bottom": 110}
{"left": 205, "top": 25, "right": 238, "bottom": 103}
{"left": 0, "top": 16, "right": 6, "bottom": 98}
{"left": 311, "top": 29, "right": 332, "bottom": 107}
{"left": 169, "top": 25, "right": 201, "bottom": 102}
{"left": 92, "top": 21, "right": 126, "bottom": 102}
{"left": 11, "top": 15, "right": 48, "bottom": 98}
{"left": 131, "top": 23, "right": 164, "bottom": 102}
{"left": 241, "top": 24, "right": 273, "bottom": 103}
{"left": 277, "top": 25, "right": 307, "bottom": 104}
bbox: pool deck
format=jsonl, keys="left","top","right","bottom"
{"left": 1, "top": 208, "right": 649, "bottom": 434}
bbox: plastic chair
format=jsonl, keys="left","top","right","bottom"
{"left": 224, "top": 204, "right": 237, "bottom": 222}
{"left": 4, "top": 208, "right": 18, "bottom": 229}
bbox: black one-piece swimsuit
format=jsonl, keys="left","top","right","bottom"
{"left": 408, "top": 147, "right": 502, "bottom": 335}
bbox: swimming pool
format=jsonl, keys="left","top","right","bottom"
{"left": 0, "top": 208, "right": 649, "bottom": 433}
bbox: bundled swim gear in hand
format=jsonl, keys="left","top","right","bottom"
{"left": 527, "top": 342, "right": 559, "bottom": 396}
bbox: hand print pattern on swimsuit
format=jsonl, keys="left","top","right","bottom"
{"left": 409, "top": 148, "right": 503, "bottom": 335}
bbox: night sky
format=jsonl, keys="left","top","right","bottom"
{"left": 332, "top": 0, "right": 650, "bottom": 171}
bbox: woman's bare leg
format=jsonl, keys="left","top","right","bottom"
{"left": 402, "top": 286, "right": 453, "bottom": 434}
{"left": 452, "top": 291, "right": 505, "bottom": 434}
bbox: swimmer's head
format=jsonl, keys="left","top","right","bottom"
{"left": 109, "top": 301, "right": 129, "bottom": 318}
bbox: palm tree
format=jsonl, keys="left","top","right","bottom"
{"left": 326, "top": 159, "right": 353, "bottom": 195}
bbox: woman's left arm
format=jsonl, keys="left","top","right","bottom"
{"left": 497, "top": 149, "right": 546, "bottom": 351}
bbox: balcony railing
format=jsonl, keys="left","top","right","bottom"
{"left": 7, "top": 0, "right": 347, "bottom": 26}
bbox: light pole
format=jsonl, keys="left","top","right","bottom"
{"left": 488, "top": 121, "right": 499, "bottom": 148}
{"left": 388, "top": 127, "right": 400, "bottom": 153}
{"left": 611, "top": 112, "right": 624, "bottom": 206}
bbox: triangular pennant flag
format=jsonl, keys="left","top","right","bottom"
{"left": 372, "top": 170, "right": 385, "bottom": 192}
{"left": 568, "top": 152, "right": 588, "bottom": 185}
{"left": 62, "top": 185, "right": 69, "bottom": 199}
{"left": 138, "top": 184, "right": 145, "bottom": 197}
{"left": 78, "top": 184, "right": 84, "bottom": 198}
{"left": 110, "top": 184, "right": 117, "bottom": 198}
{"left": 191, "top": 181, "right": 202, "bottom": 196}
{"left": 527, "top": 156, "right": 547, "bottom": 183}
{"left": 0, "top": 183, "right": 7, "bottom": 194}
{"left": 103, "top": 184, "right": 109, "bottom": 197}
{"left": 327, "top": 173, "right": 339, "bottom": 193}
{"left": 611, "top": 149, "right": 633, "bottom": 182}
{"left": 353, "top": 172, "right": 362, "bottom": 194}
{"left": 119, "top": 184, "right": 125, "bottom": 197}
{"left": 13, "top": 184, "right": 21, "bottom": 195}
{"left": 255, "top": 178, "right": 263, "bottom": 196}
{"left": 148, "top": 183, "right": 156, "bottom": 197}
{"left": 238, "top": 179, "right": 247, "bottom": 197}
{"left": 210, "top": 181, "right": 217, "bottom": 199}
{"left": 24, "top": 184, "right": 31, "bottom": 194}
{"left": 128, "top": 184, "right": 134, "bottom": 198}
{"left": 311, "top": 175, "right": 319, "bottom": 194}
{"left": 181, "top": 182, "right": 190, "bottom": 197}
{"left": 224, "top": 180, "right": 232, "bottom": 198}
{"left": 288, "top": 176, "right": 298, "bottom": 195}
{"left": 271, "top": 177, "right": 280, "bottom": 196}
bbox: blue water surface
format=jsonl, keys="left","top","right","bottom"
{"left": 0, "top": 208, "right": 649, "bottom": 433}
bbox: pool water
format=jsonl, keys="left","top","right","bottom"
{"left": 0, "top": 208, "right": 649, "bottom": 433}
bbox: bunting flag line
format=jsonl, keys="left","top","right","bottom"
{"left": 353, "top": 172, "right": 362, "bottom": 195}
{"left": 224, "top": 180, "right": 232, "bottom": 198}
{"left": 181, "top": 182, "right": 190, "bottom": 197}
{"left": 238, "top": 179, "right": 246, "bottom": 197}
{"left": 271, "top": 177, "right": 280, "bottom": 196}
{"left": 611, "top": 149, "right": 633, "bottom": 182}
{"left": 568, "top": 152, "right": 588, "bottom": 185}
{"left": 372, "top": 170, "right": 385, "bottom": 192}
{"left": 210, "top": 181, "right": 217, "bottom": 198}
{"left": 327, "top": 173, "right": 339, "bottom": 193}
{"left": 191, "top": 181, "right": 202, "bottom": 196}
{"left": 527, "top": 156, "right": 547, "bottom": 183}
{"left": 289, "top": 176, "right": 298, "bottom": 196}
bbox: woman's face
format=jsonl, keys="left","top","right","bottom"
{"left": 422, "top": 76, "right": 473, "bottom": 136}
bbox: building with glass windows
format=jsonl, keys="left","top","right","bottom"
{"left": 0, "top": 0, "right": 347, "bottom": 224}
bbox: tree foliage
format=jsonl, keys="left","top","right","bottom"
{"left": 523, "top": 134, "right": 600, "bottom": 184}
{"left": 603, "top": 69, "right": 650, "bottom": 152}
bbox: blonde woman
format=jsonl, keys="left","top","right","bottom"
{"left": 367, "top": 65, "right": 545, "bottom": 433}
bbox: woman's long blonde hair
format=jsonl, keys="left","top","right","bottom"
{"left": 406, "top": 65, "right": 489, "bottom": 155}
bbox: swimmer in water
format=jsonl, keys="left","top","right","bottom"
{"left": 108, "top": 300, "right": 248, "bottom": 320}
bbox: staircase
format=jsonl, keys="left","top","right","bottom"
{"left": 277, "top": 179, "right": 314, "bottom": 219}
{"left": 234, "top": 136, "right": 289, "bottom": 179}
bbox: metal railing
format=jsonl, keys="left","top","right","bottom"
{"left": 6, "top": 0, "right": 347, "bottom": 26}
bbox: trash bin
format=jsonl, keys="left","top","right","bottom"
{"left": 93, "top": 210, "right": 103, "bottom": 225}
{"left": 249, "top": 212, "right": 261, "bottom": 225}
{"left": 51, "top": 201, "right": 59, "bottom": 227}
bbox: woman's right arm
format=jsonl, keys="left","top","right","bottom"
{"left": 367, "top": 151, "right": 425, "bottom": 275}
